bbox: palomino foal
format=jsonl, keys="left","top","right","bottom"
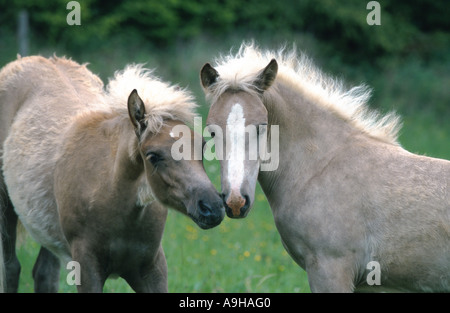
{"left": 0, "top": 56, "right": 224, "bottom": 292}
{"left": 201, "top": 43, "right": 449, "bottom": 292}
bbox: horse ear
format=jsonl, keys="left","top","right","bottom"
{"left": 127, "top": 89, "right": 146, "bottom": 135}
{"left": 200, "top": 63, "right": 219, "bottom": 89}
{"left": 255, "top": 59, "right": 278, "bottom": 92}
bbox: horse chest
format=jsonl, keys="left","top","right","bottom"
{"left": 272, "top": 208, "right": 310, "bottom": 268}
{"left": 107, "top": 237, "right": 159, "bottom": 270}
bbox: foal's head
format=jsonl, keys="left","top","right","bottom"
{"left": 200, "top": 59, "right": 278, "bottom": 218}
{"left": 128, "top": 90, "right": 224, "bottom": 229}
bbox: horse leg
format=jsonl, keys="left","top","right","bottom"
{"left": 123, "top": 246, "right": 168, "bottom": 293}
{"left": 70, "top": 240, "right": 106, "bottom": 293}
{"left": 306, "top": 256, "right": 356, "bottom": 293}
{"left": 32, "top": 246, "right": 60, "bottom": 292}
{"left": 0, "top": 192, "right": 21, "bottom": 293}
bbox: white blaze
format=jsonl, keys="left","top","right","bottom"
{"left": 226, "top": 103, "right": 245, "bottom": 193}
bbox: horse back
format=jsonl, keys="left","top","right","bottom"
{"left": 1, "top": 55, "right": 101, "bottom": 139}
{"left": 1, "top": 55, "right": 105, "bottom": 162}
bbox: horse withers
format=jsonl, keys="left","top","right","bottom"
{"left": 0, "top": 56, "right": 224, "bottom": 292}
{"left": 200, "top": 43, "right": 449, "bottom": 292}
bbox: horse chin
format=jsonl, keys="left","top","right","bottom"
{"left": 188, "top": 212, "right": 223, "bottom": 230}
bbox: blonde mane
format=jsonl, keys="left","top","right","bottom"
{"left": 105, "top": 64, "right": 198, "bottom": 134}
{"left": 206, "top": 42, "right": 401, "bottom": 144}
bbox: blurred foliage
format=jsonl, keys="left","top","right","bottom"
{"left": 1, "top": 0, "right": 448, "bottom": 62}
{"left": 0, "top": 0, "right": 448, "bottom": 125}
{"left": 303, "top": 0, "right": 449, "bottom": 62}
{"left": 0, "top": 0, "right": 448, "bottom": 127}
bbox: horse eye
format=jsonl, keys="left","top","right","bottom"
{"left": 210, "top": 131, "right": 216, "bottom": 138}
{"left": 146, "top": 152, "right": 162, "bottom": 165}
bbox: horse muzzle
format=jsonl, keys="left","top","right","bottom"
{"left": 223, "top": 191, "right": 251, "bottom": 218}
{"left": 188, "top": 193, "right": 225, "bottom": 229}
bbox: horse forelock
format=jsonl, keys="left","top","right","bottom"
{"left": 105, "top": 64, "right": 198, "bottom": 134}
{"left": 206, "top": 41, "right": 401, "bottom": 145}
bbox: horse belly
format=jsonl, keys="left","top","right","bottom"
{"left": 2, "top": 106, "right": 70, "bottom": 260}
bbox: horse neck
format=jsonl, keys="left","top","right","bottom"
{"left": 108, "top": 114, "right": 144, "bottom": 183}
{"left": 84, "top": 111, "right": 144, "bottom": 197}
{"left": 258, "top": 81, "right": 356, "bottom": 209}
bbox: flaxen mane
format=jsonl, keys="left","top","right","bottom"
{"left": 204, "top": 42, "right": 401, "bottom": 144}
{"left": 105, "top": 64, "right": 198, "bottom": 135}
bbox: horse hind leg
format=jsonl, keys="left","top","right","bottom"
{"left": 1, "top": 186, "right": 21, "bottom": 293}
{"left": 32, "top": 246, "right": 60, "bottom": 292}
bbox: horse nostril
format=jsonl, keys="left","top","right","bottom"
{"left": 198, "top": 200, "right": 212, "bottom": 216}
{"left": 244, "top": 195, "right": 250, "bottom": 208}
{"left": 240, "top": 195, "right": 251, "bottom": 215}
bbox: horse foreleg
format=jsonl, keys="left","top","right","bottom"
{"left": 123, "top": 246, "right": 168, "bottom": 293}
{"left": 306, "top": 256, "right": 356, "bottom": 293}
{"left": 1, "top": 194, "right": 21, "bottom": 293}
{"left": 70, "top": 240, "right": 106, "bottom": 293}
{"left": 32, "top": 246, "right": 60, "bottom": 292}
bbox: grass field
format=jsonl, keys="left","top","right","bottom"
{"left": 4, "top": 34, "right": 450, "bottom": 292}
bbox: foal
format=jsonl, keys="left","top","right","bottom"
{"left": 0, "top": 56, "right": 224, "bottom": 292}
{"left": 201, "top": 43, "right": 449, "bottom": 292}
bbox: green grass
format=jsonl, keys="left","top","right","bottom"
{"left": 5, "top": 32, "right": 450, "bottom": 293}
